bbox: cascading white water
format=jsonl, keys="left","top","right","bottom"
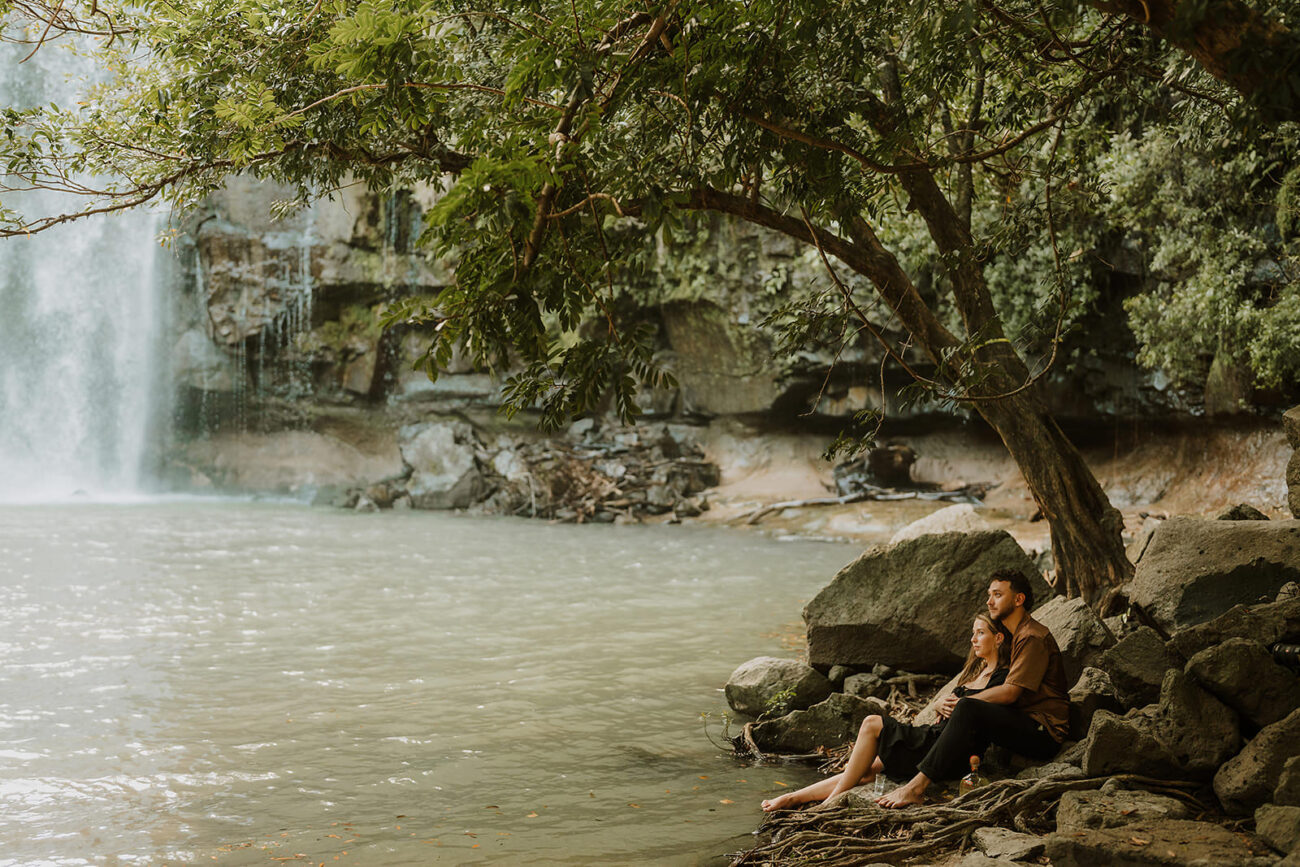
{"left": 0, "top": 39, "right": 164, "bottom": 501}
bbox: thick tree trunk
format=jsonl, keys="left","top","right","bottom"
{"left": 687, "top": 188, "right": 1133, "bottom": 606}
{"left": 976, "top": 392, "right": 1133, "bottom": 605}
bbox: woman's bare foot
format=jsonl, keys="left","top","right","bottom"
{"left": 760, "top": 792, "right": 802, "bottom": 812}
{"left": 875, "top": 781, "right": 925, "bottom": 809}
{"left": 815, "top": 775, "right": 875, "bottom": 810}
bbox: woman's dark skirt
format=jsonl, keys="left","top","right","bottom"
{"left": 876, "top": 715, "right": 949, "bottom": 780}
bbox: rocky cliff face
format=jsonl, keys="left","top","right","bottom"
{"left": 160, "top": 180, "right": 1294, "bottom": 498}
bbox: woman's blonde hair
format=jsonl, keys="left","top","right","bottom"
{"left": 955, "top": 612, "right": 1012, "bottom": 686}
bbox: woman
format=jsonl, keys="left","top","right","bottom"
{"left": 760, "top": 612, "right": 1011, "bottom": 812}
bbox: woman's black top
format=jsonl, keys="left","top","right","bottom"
{"left": 874, "top": 666, "right": 1008, "bottom": 780}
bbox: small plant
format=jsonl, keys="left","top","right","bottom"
{"left": 762, "top": 687, "right": 798, "bottom": 720}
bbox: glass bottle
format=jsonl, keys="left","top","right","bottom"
{"left": 959, "top": 755, "right": 985, "bottom": 792}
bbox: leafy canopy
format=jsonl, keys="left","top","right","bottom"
{"left": 2, "top": 0, "right": 1293, "bottom": 423}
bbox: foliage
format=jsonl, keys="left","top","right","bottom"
{"left": 1102, "top": 122, "right": 1300, "bottom": 389}
{"left": 1, "top": 0, "right": 1219, "bottom": 422}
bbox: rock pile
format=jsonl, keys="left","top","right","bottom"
{"left": 725, "top": 518, "right": 1300, "bottom": 865}
{"left": 330, "top": 418, "right": 720, "bottom": 523}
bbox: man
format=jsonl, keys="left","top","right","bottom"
{"left": 877, "top": 569, "right": 1070, "bottom": 807}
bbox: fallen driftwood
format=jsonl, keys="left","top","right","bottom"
{"left": 736, "top": 484, "right": 992, "bottom": 525}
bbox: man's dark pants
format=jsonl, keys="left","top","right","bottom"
{"left": 917, "top": 697, "right": 1060, "bottom": 781}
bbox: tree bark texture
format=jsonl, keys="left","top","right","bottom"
{"left": 1089, "top": 0, "right": 1300, "bottom": 119}
{"left": 976, "top": 393, "right": 1133, "bottom": 604}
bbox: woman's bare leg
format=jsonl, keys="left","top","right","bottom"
{"left": 761, "top": 715, "right": 887, "bottom": 811}
{"left": 827, "top": 715, "right": 885, "bottom": 801}
{"left": 761, "top": 774, "right": 841, "bottom": 812}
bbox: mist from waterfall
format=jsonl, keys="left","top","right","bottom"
{"left": 0, "top": 39, "right": 165, "bottom": 502}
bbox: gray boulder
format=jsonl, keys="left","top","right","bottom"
{"left": 1286, "top": 405, "right": 1300, "bottom": 450}
{"left": 1216, "top": 503, "right": 1270, "bottom": 520}
{"left": 1056, "top": 786, "right": 1190, "bottom": 832}
{"left": 1170, "top": 596, "right": 1300, "bottom": 659}
{"left": 842, "top": 672, "right": 888, "bottom": 699}
{"left": 1215, "top": 708, "right": 1300, "bottom": 814}
{"left": 1127, "top": 517, "right": 1164, "bottom": 567}
{"left": 750, "top": 693, "right": 887, "bottom": 754}
{"left": 1277, "top": 756, "right": 1300, "bottom": 806}
{"left": 1256, "top": 804, "right": 1300, "bottom": 855}
{"left": 1290, "top": 451, "right": 1300, "bottom": 519}
{"left": 1068, "top": 666, "right": 1123, "bottom": 739}
{"left": 1186, "top": 637, "right": 1300, "bottom": 729}
{"left": 1151, "top": 669, "right": 1240, "bottom": 777}
{"left": 804, "top": 530, "right": 1052, "bottom": 671}
{"left": 1080, "top": 709, "right": 1181, "bottom": 779}
{"left": 1129, "top": 517, "right": 1300, "bottom": 632}
{"left": 724, "top": 656, "right": 834, "bottom": 718}
{"left": 1033, "top": 595, "right": 1116, "bottom": 686}
{"left": 1080, "top": 670, "right": 1238, "bottom": 780}
{"left": 399, "top": 420, "right": 484, "bottom": 509}
{"left": 972, "top": 827, "right": 1045, "bottom": 861}
{"left": 1016, "top": 762, "right": 1085, "bottom": 782}
{"left": 826, "top": 664, "right": 852, "bottom": 687}
{"left": 1096, "top": 626, "right": 1182, "bottom": 708}
{"left": 889, "top": 503, "right": 993, "bottom": 545}
{"left": 1045, "top": 819, "right": 1276, "bottom": 867}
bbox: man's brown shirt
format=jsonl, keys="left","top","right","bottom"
{"left": 1005, "top": 614, "right": 1070, "bottom": 741}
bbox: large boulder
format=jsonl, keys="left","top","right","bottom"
{"left": 889, "top": 504, "right": 994, "bottom": 545}
{"left": 724, "top": 657, "right": 834, "bottom": 718}
{"left": 1056, "top": 784, "right": 1190, "bottom": 832}
{"left": 1069, "top": 667, "right": 1123, "bottom": 739}
{"left": 1080, "top": 709, "right": 1181, "bottom": 779}
{"left": 804, "top": 531, "right": 1052, "bottom": 671}
{"left": 1291, "top": 451, "right": 1300, "bottom": 519}
{"left": 1128, "top": 517, "right": 1300, "bottom": 632}
{"left": 1186, "top": 638, "right": 1300, "bottom": 729}
{"left": 1034, "top": 595, "right": 1115, "bottom": 686}
{"left": 1215, "top": 503, "right": 1270, "bottom": 520}
{"left": 1097, "top": 626, "right": 1183, "bottom": 708}
{"left": 1044, "top": 819, "right": 1276, "bottom": 867}
{"left": 750, "top": 693, "right": 887, "bottom": 754}
{"left": 1169, "top": 596, "right": 1300, "bottom": 660}
{"left": 1150, "top": 669, "right": 1240, "bottom": 777}
{"left": 399, "top": 420, "right": 484, "bottom": 509}
{"left": 972, "top": 827, "right": 1045, "bottom": 861}
{"left": 1256, "top": 804, "right": 1300, "bottom": 855}
{"left": 1080, "top": 670, "right": 1238, "bottom": 780}
{"left": 1277, "top": 756, "right": 1300, "bottom": 806}
{"left": 1285, "top": 405, "right": 1300, "bottom": 450}
{"left": 1214, "top": 708, "right": 1300, "bottom": 814}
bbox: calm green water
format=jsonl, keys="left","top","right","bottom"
{"left": 0, "top": 503, "right": 856, "bottom": 865}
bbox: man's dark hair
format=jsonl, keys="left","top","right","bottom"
{"left": 989, "top": 569, "right": 1035, "bottom": 612}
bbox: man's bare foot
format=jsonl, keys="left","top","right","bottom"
{"left": 760, "top": 792, "right": 802, "bottom": 812}
{"left": 876, "top": 782, "right": 924, "bottom": 809}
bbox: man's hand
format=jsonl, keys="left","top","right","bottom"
{"left": 935, "top": 693, "right": 960, "bottom": 719}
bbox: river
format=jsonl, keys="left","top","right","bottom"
{"left": 0, "top": 502, "right": 859, "bottom": 865}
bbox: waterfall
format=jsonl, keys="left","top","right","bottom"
{"left": 0, "top": 39, "right": 165, "bottom": 501}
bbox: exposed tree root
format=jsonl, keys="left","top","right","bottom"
{"left": 731, "top": 775, "right": 1205, "bottom": 865}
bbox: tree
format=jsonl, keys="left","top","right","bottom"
{"left": 1087, "top": 0, "right": 1300, "bottom": 121}
{"left": 0, "top": 0, "right": 1276, "bottom": 603}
